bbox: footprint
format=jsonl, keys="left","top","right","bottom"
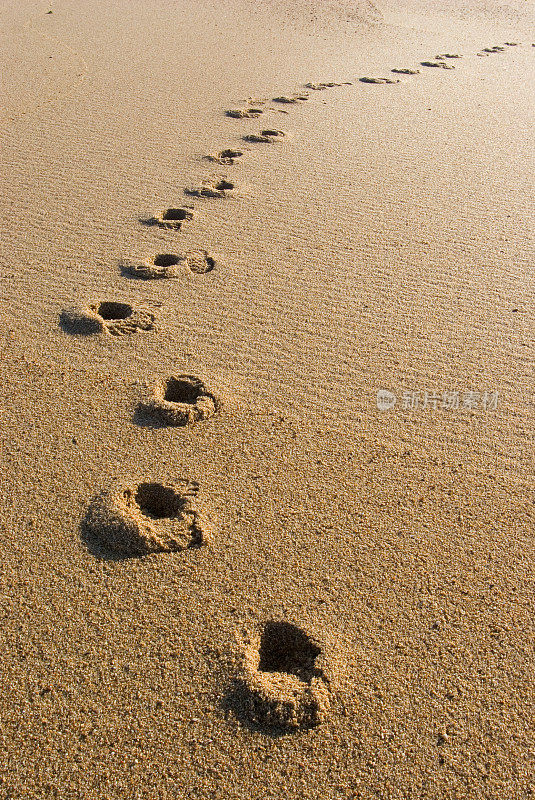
{"left": 359, "top": 76, "right": 400, "bottom": 84}
{"left": 122, "top": 250, "right": 216, "bottom": 279}
{"left": 420, "top": 61, "right": 455, "bottom": 69}
{"left": 435, "top": 53, "right": 462, "bottom": 59}
{"left": 204, "top": 149, "right": 243, "bottom": 165}
{"left": 121, "top": 254, "right": 184, "bottom": 280}
{"left": 479, "top": 46, "right": 506, "bottom": 54}
{"left": 229, "top": 621, "right": 330, "bottom": 731}
{"left": 184, "top": 178, "right": 235, "bottom": 198}
{"left": 504, "top": 42, "right": 520, "bottom": 46}
{"left": 391, "top": 68, "right": 420, "bottom": 74}
{"left": 304, "top": 81, "right": 344, "bottom": 90}
{"left": 243, "top": 130, "right": 285, "bottom": 143}
{"left": 83, "top": 479, "right": 208, "bottom": 557}
{"left": 185, "top": 249, "right": 216, "bottom": 274}
{"left": 272, "top": 93, "right": 309, "bottom": 104}
{"left": 137, "top": 374, "right": 218, "bottom": 426}
{"left": 226, "top": 108, "right": 264, "bottom": 118}
{"left": 60, "top": 301, "right": 156, "bottom": 335}
{"left": 140, "top": 206, "right": 194, "bottom": 230}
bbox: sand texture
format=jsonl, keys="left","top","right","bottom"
{"left": 0, "top": 0, "right": 534, "bottom": 797}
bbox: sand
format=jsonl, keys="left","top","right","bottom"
{"left": 0, "top": 0, "right": 534, "bottom": 797}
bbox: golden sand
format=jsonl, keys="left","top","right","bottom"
{"left": 0, "top": 0, "right": 533, "bottom": 797}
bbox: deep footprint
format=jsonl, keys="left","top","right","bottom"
{"left": 141, "top": 207, "right": 194, "bottom": 230}
{"left": 122, "top": 250, "right": 215, "bottom": 279}
{"left": 231, "top": 621, "right": 330, "bottom": 731}
{"left": 138, "top": 374, "right": 218, "bottom": 426}
{"left": 84, "top": 479, "right": 208, "bottom": 556}
{"left": 60, "top": 301, "right": 156, "bottom": 335}
{"left": 391, "top": 68, "right": 420, "bottom": 74}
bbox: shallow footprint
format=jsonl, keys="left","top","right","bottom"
{"left": 226, "top": 107, "right": 263, "bottom": 118}
{"left": 185, "top": 249, "right": 216, "bottom": 274}
{"left": 83, "top": 479, "right": 209, "bottom": 557}
{"left": 121, "top": 254, "right": 184, "bottom": 280}
{"left": 60, "top": 301, "right": 156, "bottom": 335}
{"left": 272, "top": 93, "right": 309, "bottom": 104}
{"left": 391, "top": 68, "right": 420, "bottom": 74}
{"left": 304, "top": 81, "right": 345, "bottom": 90}
{"left": 185, "top": 178, "right": 235, "bottom": 198}
{"left": 229, "top": 621, "right": 331, "bottom": 731}
{"left": 243, "top": 129, "right": 285, "bottom": 143}
{"left": 359, "top": 76, "right": 400, "bottom": 84}
{"left": 204, "top": 149, "right": 243, "bottom": 165}
{"left": 140, "top": 206, "right": 194, "bottom": 230}
{"left": 137, "top": 374, "right": 218, "bottom": 426}
{"left": 435, "top": 53, "right": 462, "bottom": 59}
{"left": 420, "top": 60, "right": 455, "bottom": 69}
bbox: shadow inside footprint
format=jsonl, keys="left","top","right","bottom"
{"left": 140, "top": 207, "right": 193, "bottom": 229}
{"left": 226, "top": 621, "right": 330, "bottom": 734}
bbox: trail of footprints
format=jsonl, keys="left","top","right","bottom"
{"left": 61, "top": 36, "right": 529, "bottom": 733}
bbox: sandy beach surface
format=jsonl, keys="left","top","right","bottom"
{"left": 0, "top": 0, "right": 534, "bottom": 797}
